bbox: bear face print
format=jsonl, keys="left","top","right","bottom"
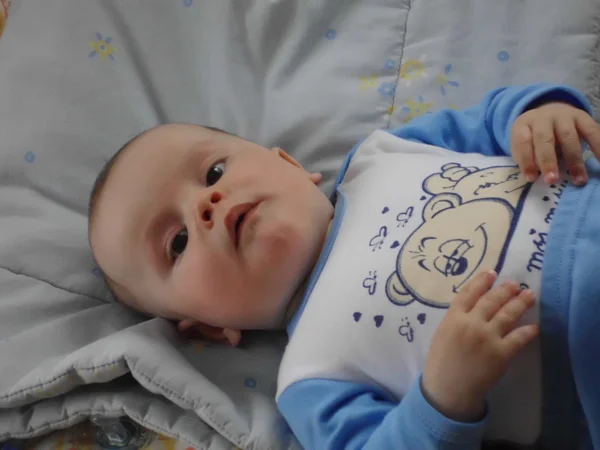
{"left": 386, "top": 163, "right": 531, "bottom": 308}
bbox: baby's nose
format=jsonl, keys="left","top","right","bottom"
{"left": 198, "top": 191, "right": 223, "bottom": 225}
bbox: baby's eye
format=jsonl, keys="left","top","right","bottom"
{"left": 206, "top": 161, "right": 225, "bottom": 186}
{"left": 170, "top": 228, "right": 188, "bottom": 260}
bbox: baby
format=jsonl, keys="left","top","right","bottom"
{"left": 89, "top": 84, "right": 600, "bottom": 450}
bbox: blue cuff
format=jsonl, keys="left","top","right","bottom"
{"left": 401, "top": 375, "right": 487, "bottom": 445}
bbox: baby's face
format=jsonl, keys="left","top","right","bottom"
{"left": 90, "top": 124, "right": 333, "bottom": 330}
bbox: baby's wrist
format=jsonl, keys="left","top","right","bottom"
{"left": 420, "top": 377, "right": 485, "bottom": 423}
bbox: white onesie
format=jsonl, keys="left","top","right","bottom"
{"left": 278, "top": 130, "right": 567, "bottom": 444}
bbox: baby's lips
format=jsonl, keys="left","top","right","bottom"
{"left": 224, "top": 201, "right": 259, "bottom": 249}
{"left": 225, "top": 202, "right": 251, "bottom": 248}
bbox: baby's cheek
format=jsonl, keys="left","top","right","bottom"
{"left": 252, "top": 216, "right": 301, "bottom": 257}
{"left": 177, "top": 255, "right": 225, "bottom": 294}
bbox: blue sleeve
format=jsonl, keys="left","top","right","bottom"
{"left": 388, "top": 84, "right": 592, "bottom": 156}
{"left": 278, "top": 375, "right": 485, "bottom": 450}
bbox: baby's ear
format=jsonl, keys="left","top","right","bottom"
{"left": 177, "top": 319, "right": 241, "bottom": 347}
{"left": 272, "top": 147, "right": 322, "bottom": 185}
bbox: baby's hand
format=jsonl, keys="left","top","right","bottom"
{"left": 511, "top": 102, "right": 600, "bottom": 185}
{"left": 421, "top": 271, "right": 538, "bottom": 422}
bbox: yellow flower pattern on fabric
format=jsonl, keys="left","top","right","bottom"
{"left": 89, "top": 32, "right": 116, "bottom": 61}
{"left": 360, "top": 74, "right": 377, "bottom": 90}
{"left": 400, "top": 55, "right": 428, "bottom": 86}
{"left": 402, "top": 96, "right": 433, "bottom": 122}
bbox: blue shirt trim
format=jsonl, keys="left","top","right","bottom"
{"left": 287, "top": 140, "right": 362, "bottom": 336}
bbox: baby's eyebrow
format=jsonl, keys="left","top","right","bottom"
{"left": 176, "top": 147, "right": 202, "bottom": 173}
{"left": 173, "top": 140, "right": 218, "bottom": 180}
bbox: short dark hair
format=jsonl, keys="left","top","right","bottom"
{"left": 88, "top": 133, "right": 139, "bottom": 224}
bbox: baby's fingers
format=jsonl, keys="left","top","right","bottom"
{"left": 491, "top": 289, "right": 535, "bottom": 336}
{"left": 511, "top": 124, "right": 537, "bottom": 183}
{"left": 555, "top": 118, "right": 586, "bottom": 185}
{"left": 452, "top": 270, "right": 497, "bottom": 313}
{"left": 502, "top": 324, "right": 539, "bottom": 360}
{"left": 576, "top": 113, "right": 600, "bottom": 162}
{"left": 472, "top": 281, "right": 520, "bottom": 321}
{"left": 532, "top": 119, "right": 559, "bottom": 184}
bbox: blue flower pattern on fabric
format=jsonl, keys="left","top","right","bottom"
{"left": 378, "top": 81, "right": 396, "bottom": 98}
{"left": 183, "top": 0, "right": 193, "bottom": 6}
{"left": 244, "top": 377, "right": 257, "bottom": 389}
{"left": 497, "top": 50, "right": 510, "bottom": 62}
{"left": 24, "top": 151, "right": 36, "bottom": 163}
{"left": 384, "top": 59, "right": 397, "bottom": 70}
{"left": 326, "top": 29, "right": 336, "bottom": 40}
{"left": 436, "top": 64, "right": 459, "bottom": 96}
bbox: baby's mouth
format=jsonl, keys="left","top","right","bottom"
{"left": 234, "top": 214, "right": 245, "bottom": 248}
{"left": 225, "top": 202, "right": 259, "bottom": 250}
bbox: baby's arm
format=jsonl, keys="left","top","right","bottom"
{"left": 279, "top": 272, "right": 537, "bottom": 449}
{"left": 279, "top": 376, "right": 485, "bottom": 450}
{"left": 388, "top": 83, "right": 592, "bottom": 158}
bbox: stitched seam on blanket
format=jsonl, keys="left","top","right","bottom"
{"left": 0, "top": 358, "right": 257, "bottom": 450}
{"left": 127, "top": 361, "right": 255, "bottom": 449}
{"left": 386, "top": 0, "right": 411, "bottom": 129}
{"left": 0, "top": 264, "right": 106, "bottom": 303}
{"left": 0, "top": 362, "right": 125, "bottom": 399}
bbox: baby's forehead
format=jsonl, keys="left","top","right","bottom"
{"left": 115, "top": 125, "right": 222, "bottom": 172}
{"left": 131, "top": 123, "right": 219, "bottom": 152}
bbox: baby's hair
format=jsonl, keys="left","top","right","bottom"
{"left": 87, "top": 124, "right": 232, "bottom": 305}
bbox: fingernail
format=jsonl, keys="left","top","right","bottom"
{"left": 523, "top": 289, "right": 535, "bottom": 301}
{"left": 574, "top": 175, "right": 587, "bottom": 185}
{"left": 526, "top": 173, "right": 537, "bottom": 183}
{"left": 486, "top": 270, "right": 497, "bottom": 278}
{"left": 544, "top": 172, "right": 557, "bottom": 184}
